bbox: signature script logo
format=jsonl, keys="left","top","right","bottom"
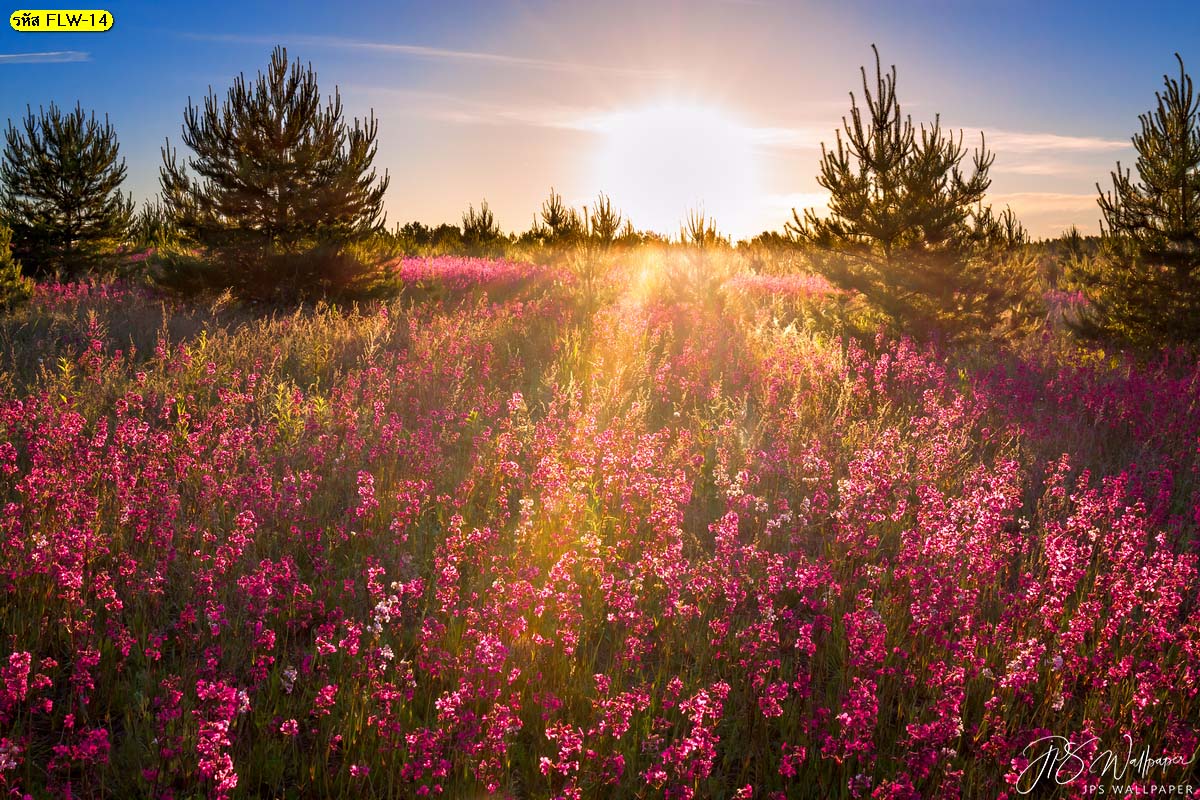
{"left": 1016, "top": 734, "right": 1195, "bottom": 795}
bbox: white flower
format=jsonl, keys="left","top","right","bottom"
{"left": 0, "top": 739, "right": 21, "bottom": 771}
{"left": 282, "top": 665, "right": 298, "bottom": 694}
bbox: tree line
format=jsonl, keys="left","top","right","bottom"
{"left": 1, "top": 45, "right": 1197, "bottom": 349}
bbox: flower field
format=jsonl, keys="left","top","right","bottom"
{"left": 0, "top": 256, "right": 1196, "bottom": 798}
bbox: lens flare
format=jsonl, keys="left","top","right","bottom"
{"left": 586, "top": 101, "right": 763, "bottom": 238}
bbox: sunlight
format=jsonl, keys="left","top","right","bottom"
{"left": 586, "top": 101, "right": 763, "bottom": 239}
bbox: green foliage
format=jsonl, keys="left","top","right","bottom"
{"left": 0, "top": 102, "right": 133, "bottom": 278}
{"left": 970, "top": 205, "right": 1029, "bottom": 253}
{"left": 389, "top": 221, "right": 466, "bottom": 256}
{"left": 159, "top": 46, "right": 389, "bottom": 300}
{"left": 395, "top": 190, "right": 648, "bottom": 263}
{"left": 586, "top": 193, "right": 623, "bottom": 246}
{"left": 1037, "top": 225, "right": 1104, "bottom": 295}
{"left": 0, "top": 220, "right": 33, "bottom": 311}
{"left": 524, "top": 188, "right": 653, "bottom": 265}
{"left": 616, "top": 219, "right": 645, "bottom": 248}
{"left": 152, "top": 242, "right": 395, "bottom": 302}
{"left": 737, "top": 231, "right": 807, "bottom": 276}
{"left": 1059, "top": 225, "right": 1088, "bottom": 264}
{"left": 788, "top": 46, "right": 1034, "bottom": 340}
{"left": 129, "top": 199, "right": 180, "bottom": 249}
{"left": 460, "top": 199, "right": 505, "bottom": 256}
{"left": 568, "top": 193, "right": 628, "bottom": 306}
{"left": 536, "top": 187, "right": 585, "bottom": 247}
{"left": 680, "top": 208, "right": 729, "bottom": 250}
{"left": 662, "top": 209, "right": 733, "bottom": 307}
{"left": 1073, "top": 54, "right": 1200, "bottom": 347}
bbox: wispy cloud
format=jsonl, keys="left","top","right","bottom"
{"left": 0, "top": 51, "right": 90, "bottom": 64}
{"left": 363, "top": 92, "right": 834, "bottom": 158}
{"left": 182, "top": 32, "right": 669, "bottom": 78}
{"left": 348, "top": 86, "right": 598, "bottom": 130}
{"left": 1003, "top": 161, "right": 1089, "bottom": 177}
{"left": 970, "top": 128, "right": 1132, "bottom": 178}
{"left": 751, "top": 124, "right": 1131, "bottom": 157}
{"left": 982, "top": 128, "right": 1129, "bottom": 154}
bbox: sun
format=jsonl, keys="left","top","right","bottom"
{"left": 586, "top": 101, "right": 763, "bottom": 239}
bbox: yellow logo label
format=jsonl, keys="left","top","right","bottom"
{"left": 10, "top": 9, "right": 112, "bottom": 31}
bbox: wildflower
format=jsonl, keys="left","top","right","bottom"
{"left": 281, "top": 666, "right": 297, "bottom": 694}
{"left": 313, "top": 684, "right": 338, "bottom": 716}
{"left": 0, "top": 738, "right": 21, "bottom": 771}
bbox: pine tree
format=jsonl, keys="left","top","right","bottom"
{"left": 0, "top": 102, "right": 133, "bottom": 278}
{"left": 159, "top": 46, "right": 389, "bottom": 299}
{"left": 587, "top": 194, "right": 623, "bottom": 247}
{"left": 538, "top": 187, "right": 584, "bottom": 246}
{"left": 681, "top": 208, "right": 728, "bottom": 250}
{"left": 1073, "top": 54, "right": 1200, "bottom": 347}
{"left": 568, "top": 193, "right": 625, "bottom": 304}
{"left": 130, "top": 199, "right": 179, "bottom": 248}
{"left": 0, "top": 221, "right": 34, "bottom": 311}
{"left": 461, "top": 200, "right": 503, "bottom": 256}
{"left": 788, "top": 46, "right": 1033, "bottom": 339}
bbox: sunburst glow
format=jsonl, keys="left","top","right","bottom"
{"left": 586, "top": 102, "right": 763, "bottom": 238}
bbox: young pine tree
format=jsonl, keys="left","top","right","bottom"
{"left": 680, "top": 208, "right": 728, "bottom": 250}
{"left": 461, "top": 200, "right": 504, "bottom": 257}
{"left": 0, "top": 221, "right": 34, "bottom": 311}
{"left": 159, "top": 46, "right": 389, "bottom": 299}
{"left": 0, "top": 103, "right": 133, "bottom": 278}
{"left": 788, "top": 46, "right": 1034, "bottom": 340}
{"left": 1073, "top": 54, "right": 1200, "bottom": 347}
{"left": 130, "top": 199, "right": 180, "bottom": 249}
{"left": 569, "top": 193, "right": 625, "bottom": 304}
{"left": 538, "top": 187, "right": 585, "bottom": 247}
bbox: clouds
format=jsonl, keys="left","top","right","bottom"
{"left": 982, "top": 129, "right": 1129, "bottom": 154}
{"left": 980, "top": 127, "right": 1133, "bottom": 179}
{"left": 178, "top": 28, "right": 1133, "bottom": 238}
{"left": 0, "top": 51, "right": 90, "bottom": 64}
{"left": 733, "top": 122, "right": 1133, "bottom": 166}
{"left": 346, "top": 86, "right": 601, "bottom": 131}
{"left": 354, "top": 89, "right": 833, "bottom": 155}
{"left": 347, "top": 85, "right": 1116, "bottom": 236}
{"left": 182, "top": 32, "right": 668, "bottom": 78}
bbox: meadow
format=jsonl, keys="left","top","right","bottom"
{"left": 0, "top": 251, "right": 1196, "bottom": 799}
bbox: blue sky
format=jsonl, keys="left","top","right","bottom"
{"left": 3, "top": 0, "right": 1199, "bottom": 238}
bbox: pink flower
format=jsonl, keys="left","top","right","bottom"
{"left": 313, "top": 684, "right": 338, "bottom": 716}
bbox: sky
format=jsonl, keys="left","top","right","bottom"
{"left": 2, "top": 0, "right": 1199, "bottom": 240}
